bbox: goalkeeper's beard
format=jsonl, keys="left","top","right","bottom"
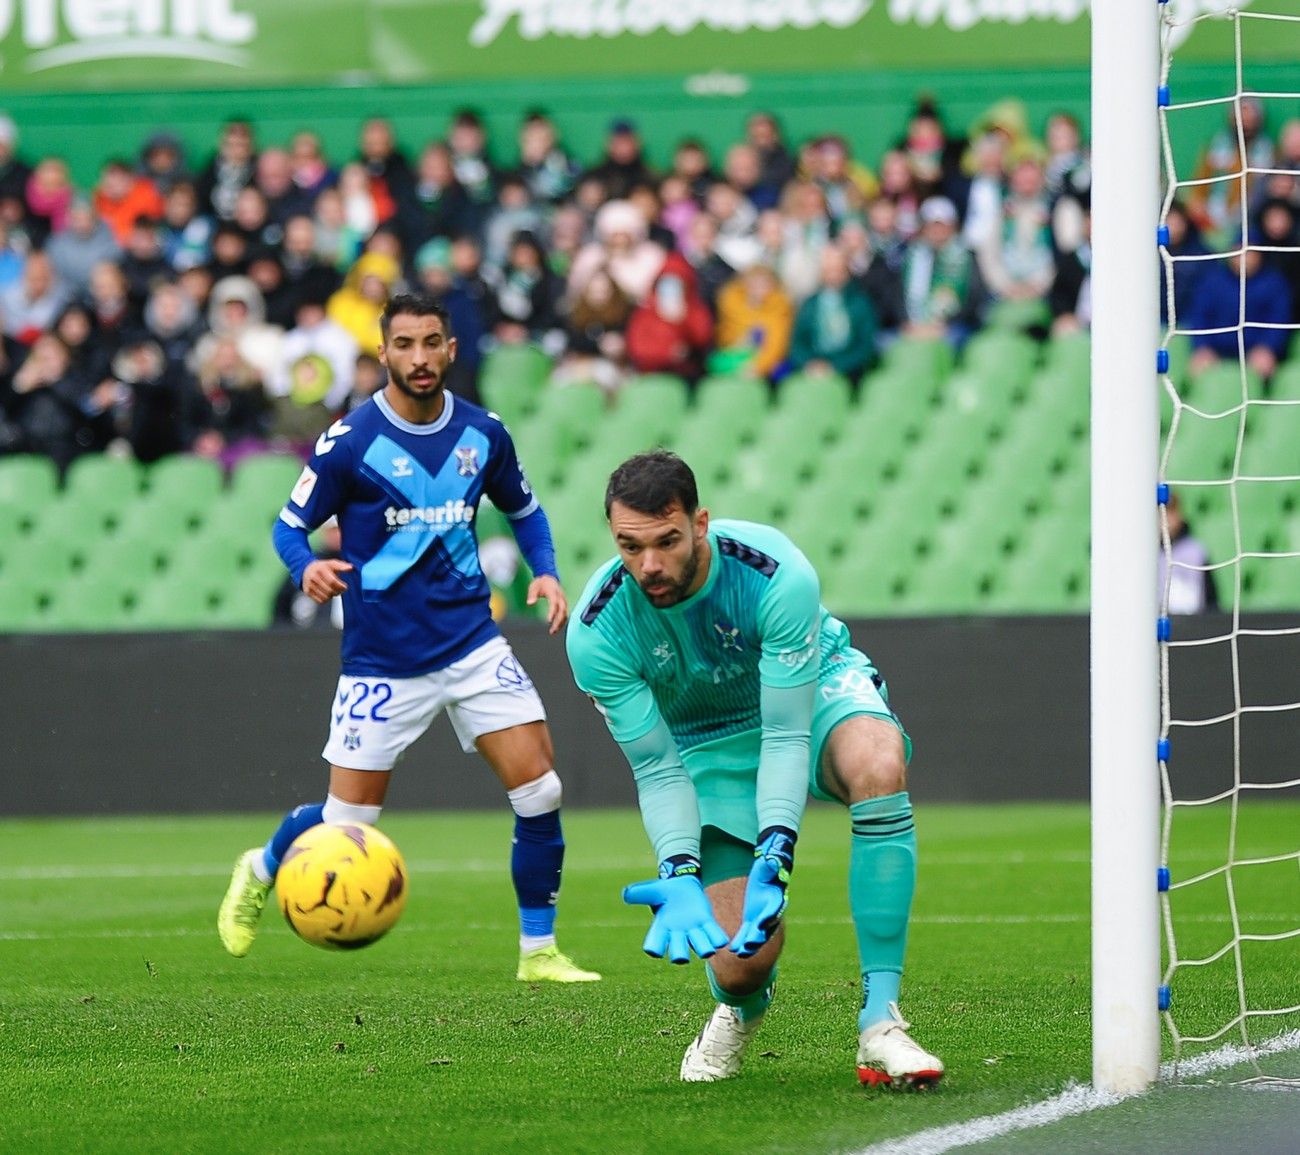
{"left": 639, "top": 543, "right": 701, "bottom": 608}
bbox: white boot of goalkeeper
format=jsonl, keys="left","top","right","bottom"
{"left": 680, "top": 1004, "right": 764, "bottom": 1082}
{"left": 856, "top": 1002, "right": 944, "bottom": 1089}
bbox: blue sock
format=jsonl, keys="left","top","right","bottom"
{"left": 707, "top": 963, "right": 777, "bottom": 1023}
{"left": 261, "top": 802, "right": 325, "bottom": 882}
{"left": 512, "top": 810, "right": 563, "bottom": 944}
{"left": 848, "top": 792, "right": 916, "bottom": 1031}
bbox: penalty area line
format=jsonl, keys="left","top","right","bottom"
{"left": 850, "top": 1030, "right": 1300, "bottom": 1155}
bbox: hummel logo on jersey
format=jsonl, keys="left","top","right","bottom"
{"left": 314, "top": 418, "right": 352, "bottom": 457}
{"left": 454, "top": 446, "right": 480, "bottom": 477}
{"left": 384, "top": 500, "right": 476, "bottom": 530}
{"left": 391, "top": 456, "right": 414, "bottom": 478}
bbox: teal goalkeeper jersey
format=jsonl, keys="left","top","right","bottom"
{"left": 566, "top": 519, "right": 824, "bottom": 859}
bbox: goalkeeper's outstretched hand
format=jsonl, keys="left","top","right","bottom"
{"left": 730, "top": 827, "right": 797, "bottom": 958}
{"left": 622, "top": 857, "right": 730, "bottom": 964}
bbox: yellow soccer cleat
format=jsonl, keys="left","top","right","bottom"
{"left": 217, "top": 848, "right": 271, "bottom": 958}
{"left": 516, "top": 945, "right": 602, "bottom": 983}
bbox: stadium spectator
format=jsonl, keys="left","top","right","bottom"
{"left": 1260, "top": 116, "right": 1300, "bottom": 205}
{"left": 678, "top": 211, "right": 734, "bottom": 312}
{"left": 896, "top": 96, "right": 968, "bottom": 210}
{"left": 838, "top": 215, "right": 905, "bottom": 336}
{"left": 670, "top": 138, "right": 717, "bottom": 205}
{"left": 195, "top": 118, "right": 256, "bottom": 221}
{"left": 160, "top": 182, "right": 214, "bottom": 272}
{"left": 1, "top": 251, "right": 68, "bottom": 345}
{"left": 724, "top": 142, "right": 781, "bottom": 213}
{"left": 658, "top": 174, "right": 701, "bottom": 252}
{"left": 85, "top": 260, "right": 137, "bottom": 352}
{"left": 108, "top": 334, "right": 194, "bottom": 462}
{"left": 327, "top": 251, "right": 401, "bottom": 353}
{"left": 713, "top": 261, "right": 794, "bottom": 381}
{"left": 137, "top": 131, "right": 188, "bottom": 196}
{"left": 514, "top": 109, "right": 580, "bottom": 205}
{"left": 344, "top": 352, "right": 385, "bottom": 412}
{"left": 119, "top": 216, "right": 171, "bottom": 309}
{"left": 356, "top": 116, "right": 415, "bottom": 226}
{"left": 627, "top": 183, "right": 676, "bottom": 253}
{"left": 198, "top": 274, "right": 283, "bottom": 382}
{"left": 568, "top": 198, "right": 665, "bottom": 305}
{"left": 25, "top": 157, "right": 73, "bottom": 240}
{"left": 706, "top": 180, "right": 763, "bottom": 273}
{"left": 901, "top": 196, "right": 985, "bottom": 345}
{"left": 770, "top": 183, "right": 831, "bottom": 301}
{"left": 0, "top": 114, "right": 31, "bottom": 205}
{"left": 961, "top": 129, "right": 1011, "bottom": 251}
{"left": 625, "top": 251, "right": 713, "bottom": 381}
{"left": 483, "top": 174, "right": 544, "bottom": 272}
{"left": 745, "top": 111, "right": 797, "bottom": 194}
{"left": 448, "top": 108, "right": 499, "bottom": 227}
{"left": 1043, "top": 111, "right": 1090, "bottom": 205}
{"left": 1185, "top": 239, "right": 1293, "bottom": 380}
{"left": 279, "top": 216, "right": 340, "bottom": 300}
{"left": 398, "top": 141, "right": 470, "bottom": 251}
{"left": 266, "top": 287, "right": 354, "bottom": 456}
{"left": 976, "top": 149, "right": 1056, "bottom": 326}
{"left": 1254, "top": 197, "right": 1300, "bottom": 323}
{"left": 483, "top": 230, "right": 564, "bottom": 356}
{"left": 1049, "top": 200, "right": 1091, "bottom": 336}
{"left": 231, "top": 185, "right": 281, "bottom": 251}
{"left": 544, "top": 202, "right": 587, "bottom": 279}
{"left": 255, "top": 147, "right": 313, "bottom": 226}
{"left": 5, "top": 332, "right": 95, "bottom": 467}
{"left": 247, "top": 250, "right": 298, "bottom": 329}
{"left": 289, "top": 130, "right": 337, "bottom": 200}
{"left": 876, "top": 149, "right": 923, "bottom": 240}
{"left": 554, "top": 265, "right": 633, "bottom": 394}
{"left": 190, "top": 333, "right": 270, "bottom": 467}
{"left": 335, "top": 163, "right": 380, "bottom": 256}
{"left": 1159, "top": 200, "right": 1211, "bottom": 327}
{"left": 206, "top": 221, "right": 252, "bottom": 280}
{"left": 311, "top": 186, "right": 355, "bottom": 271}
{"left": 806, "top": 135, "right": 878, "bottom": 226}
{"left": 93, "top": 159, "right": 165, "bottom": 246}
{"left": 1160, "top": 492, "right": 1218, "bottom": 615}
{"left": 52, "top": 301, "right": 112, "bottom": 397}
{"left": 142, "top": 281, "right": 204, "bottom": 371}
{"left": 584, "top": 118, "right": 657, "bottom": 202}
{"left": 789, "top": 245, "right": 877, "bottom": 381}
{"left": 45, "top": 195, "right": 120, "bottom": 296}
{"left": 1187, "top": 98, "right": 1274, "bottom": 247}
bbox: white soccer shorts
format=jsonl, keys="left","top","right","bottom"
{"left": 321, "top": 636, "right": 547, "bottom": 771}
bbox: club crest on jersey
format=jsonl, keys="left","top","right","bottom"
{"left": 652, "top": 640, "right": 675, "bottom": 666}
{"left": 391, "top": 455, "right": 414, "bottom": 478}
{"left": 454, "top": 446, "right": 480, "bottom": 477}
{"left": 714, "top": 622, "right": 745, "bottom": 651}
{"left": 343, "top": 727, "right": 362, "bottom": 751}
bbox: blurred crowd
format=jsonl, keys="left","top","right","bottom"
{"left": 0, "top": 94, "right": 1297, "bottom": 474}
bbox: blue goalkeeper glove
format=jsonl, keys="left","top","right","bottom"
{"left": 622, "top": 855, "right": 730, "bottom": 964}
{"left": 729, "top": 826, "right": 797, "bottom": 958}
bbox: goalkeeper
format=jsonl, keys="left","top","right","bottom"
{"left": 566, "top": 450, "right": 943, "bottom": 1087}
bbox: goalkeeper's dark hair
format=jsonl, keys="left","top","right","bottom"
{"left": 380, "top": 292, "right": 453, "bottom": 341}
{"left": 604, "top": 450, "right": 699, "bottom": 520}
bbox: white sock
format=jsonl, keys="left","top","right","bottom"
{"left": 322, "top": 793, "right": 383, "bottom": 826}
{"left": 520, "top": 933, "right": 556, "bottom": 953}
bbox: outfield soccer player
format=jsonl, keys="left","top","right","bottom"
{"left": 218, "top": 292, "right": 599, "bottom": 984}
{"left": 566, "top": 450, "right": 941, "bottom": 1083}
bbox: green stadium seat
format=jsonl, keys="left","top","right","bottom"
{"left": 131, "top": 571, "right": 224, "bottom": 630}
{"left": 896, "top": 558, "right": 993, "bottom": 615}
{"left": 5, "top": 525, "right": 88, "bottom": 585}
{"left": 935, "top": 370, "right": 1021, "bottom": 444}
{"left": 1268, "top": 360, "right": 1300, "bottom": 401}
{"left": 982, "top": 297, "right": 1050, "bottom": 333}
{"left": 146, "top": 454, "right": 225, "bottom": 521}
{"left": 76, "top": 528, "right": 171, "bottom": 588}
{"left": 112, "top": 491, "right": 206, "bottom": 544}
{"left": 0, "top": 574, "right": 52, "bottom": 631}
{"left": 61, "top": 454, "right": 144, "bottom": 531}
{"left": 661, "top": 421, "right": 744, "bottom": 490}
{"left": 1241, "top": 553, "right": 1300, "bottom": 611}
{"left": 613, "top": 375, "right": 690, "bottom": 443}
{"left": 1241, "top": 403, "right": 1300, "bottom": 479}
{"left": 0, "top": 454, "right": 58, "bottom": 508}
{"left": 1187, "top": 362, "right": 1264, "bottom": 415}
{"left": 228, "top": 453, "right": 306, "bottom": 517}
{"left": 961, "top": 330, "right": 1040, "bottom": 390}
{"left": 773, "top": 371, "right": 853, "bottom": 425}
{"left": 1163, "top": 409, "right": 1239, "bottom": 485}
{"left": 879, "top": 336, "right": 954, "bottom": 389}
{"left": 479, "top": 345, "right": 553, "bottom": 423}
{"left": 41, "top": 572, "right": 140, "bottom": 632}
{"left": 692, "top": 376, "right": 770, "bottom": 443}
{"left": 1041, "top": 332, "right": 1091, "bottom": 388}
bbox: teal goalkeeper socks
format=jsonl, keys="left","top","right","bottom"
{"left": 848, "top": 792, "right": 916, "bottom": 1030}
{"left": 707, "top": 962, "right": 776, "bottom": 1023}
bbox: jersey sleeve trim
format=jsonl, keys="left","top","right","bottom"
{"left": 717, "top": 535, "right": 780, "bottom": 577}
{"left": 579, "top": 566, "right": 629, "bottom": 625}
{"left": 503, "top": 495, "right": 540, "bottom": 520}
{"left": 279, "top": 508, "right": 308, "bottom": 530}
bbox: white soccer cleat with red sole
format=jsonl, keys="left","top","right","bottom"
{"left": 856, "top": 1003, "right": 944, "bottom": 1089}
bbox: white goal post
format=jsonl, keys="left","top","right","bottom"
{"left": 1090, "top": 0, "right": 1162, "bottom": 1095}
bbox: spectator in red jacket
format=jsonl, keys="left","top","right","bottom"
{"left": 625, "top": 251, "right": 713, "bottom": 382}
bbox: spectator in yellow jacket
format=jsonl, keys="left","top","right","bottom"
{"left": 712, "top": 262, "right": 794, "bottom": 381}
{"left": 326, "top": 251, "right": 402, "bottom": 352}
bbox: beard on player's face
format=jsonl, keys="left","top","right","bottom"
{"left": 639, "top": 539, "right": 701, "bottom": 607}
{"left": 386, "top": 359, "right": 445, "bottom": 401}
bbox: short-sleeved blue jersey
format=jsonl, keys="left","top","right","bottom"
{"left": 278, "top": 391, "right": 538, "bottom": 677}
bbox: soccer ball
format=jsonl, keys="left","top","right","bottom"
{"left": 277, "top": 823, "right": 409, "bottom": 950}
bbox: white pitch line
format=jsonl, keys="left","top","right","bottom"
{"left": 850, "top": 1030, "right": 1300, "bottom": 1155}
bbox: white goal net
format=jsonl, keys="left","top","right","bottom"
{"left": 1156, "top": 0, "right": 1300, "bottom": 1081}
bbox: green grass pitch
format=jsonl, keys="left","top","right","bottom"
{"left": 1, "top": 802, "right": 1297, "bottom": 1154}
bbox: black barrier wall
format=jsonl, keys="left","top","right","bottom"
{"left": 1, "top": 616, "right": 1295, "bottom": 817}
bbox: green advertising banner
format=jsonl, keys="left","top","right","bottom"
{"left": 0, "top": 0, "right": 1275, "bottom": 92}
